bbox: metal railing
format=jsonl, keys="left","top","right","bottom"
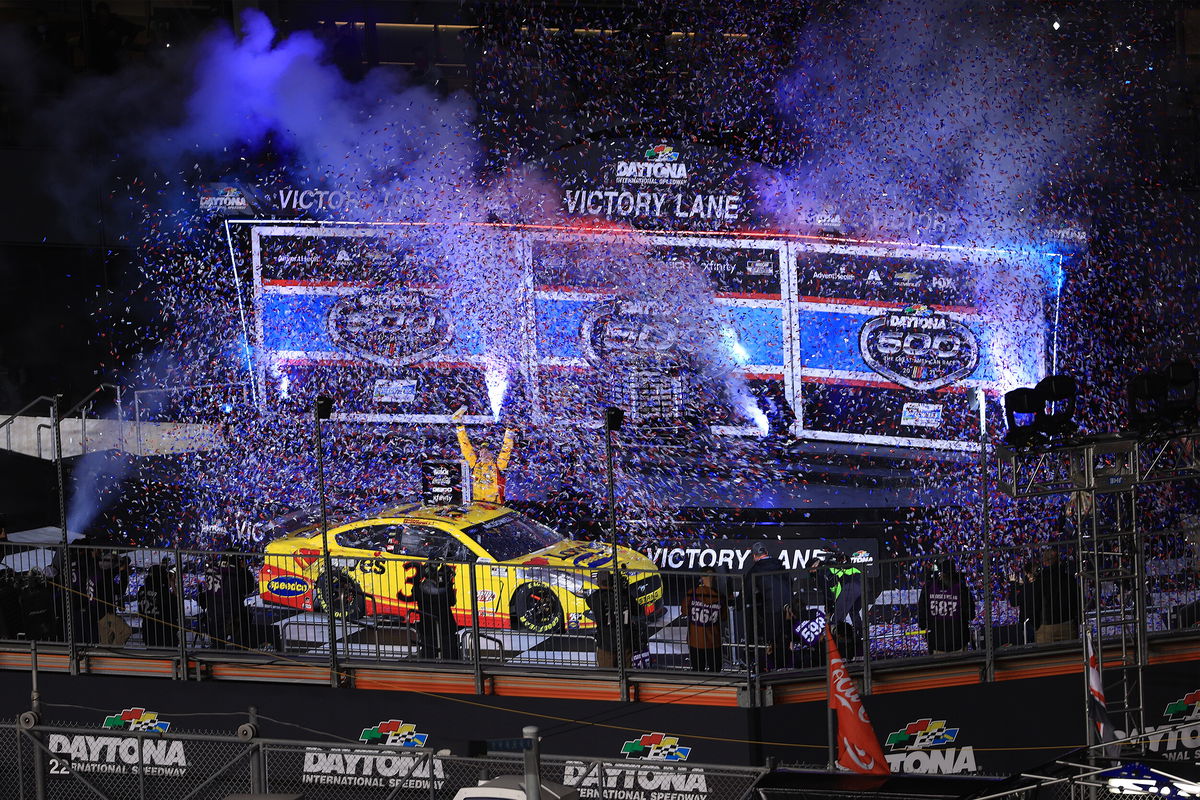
{"left": 1, "top": 385, "right": 124, "bottom": 457}
{"left": 0, "top": 530, "right": 1194, "bottom": 693}
{"left": 131, "top": 382, "right": 250, "bottom": 455}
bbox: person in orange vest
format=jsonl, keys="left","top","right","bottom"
{"left": 451, "top": 407, "right": 515, "bottom": 504}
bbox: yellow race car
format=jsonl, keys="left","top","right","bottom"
{"left": 257, "top": 502, "right": 662, "bottom": 632}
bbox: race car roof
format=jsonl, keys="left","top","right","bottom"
{"left": 371, "top": 501, "right": 510, "bottom": 526}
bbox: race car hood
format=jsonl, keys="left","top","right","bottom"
{"left": 513, "top": 540, "right": 656, "bottom": 573}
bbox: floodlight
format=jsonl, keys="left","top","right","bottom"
{"left": 1033, "top": 374, "right": 1078, "bottom": 439}
{"left": 1164, "top": 358, "right": 1198, "bottom": 427}
{"left": 1004, "top": 387, "right": 1044, "bottom": 447}
{"left": 1127, "top": 370, "right": 1168, "bottom": 433}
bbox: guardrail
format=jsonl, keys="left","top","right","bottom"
{"left": 0, "top": 531, "right": 1194, "bottom": 695}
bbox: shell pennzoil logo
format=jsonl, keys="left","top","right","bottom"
{"left": 266, "top": 575, "right": 311, "bottom": 597}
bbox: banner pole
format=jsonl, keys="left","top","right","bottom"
{"left": 826, "top": 631, "right": 835, "bottom": 770}
{"left": 978, "top": 389, "right": 994, "bottom": 681}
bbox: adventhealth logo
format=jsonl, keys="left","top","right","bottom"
{"left": 622, "top": 732, "right": 691, "bottom": 762}
{"left": 360, "top": 720, "right": 429, "bottom": 748}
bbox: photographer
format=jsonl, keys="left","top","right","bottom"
{"left": 415, "top": 558, "right": 460, "bottom": 660}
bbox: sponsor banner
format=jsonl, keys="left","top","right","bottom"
{"left": 793, "top": 248, "right": 1006, "bottom": 449}
{"left": 247, "top": 226, "right": 498, "bottom": 421}
{"left": 544, "top": 140, "right": 759, "bottom": 232}
{"left": 198, "top": 183, "right": 256, "bottom": 216}
{"left": 764, "top": 673, "right": 1085, "bottom": 776}
{"left": 530, "top": 238, "right": 786, "bottom": 427}
{"left": 884, "top": 718, "right": 977, "bottom": 775}
{"left": 900, "top": 402, "right": 943, "bottom": 428}
{"left": 1116, "top": 667, "right": 1200, "bottom": 764}
{"left": 298, "top": 719, "right": 444, "bottom": 791}
{"left": 420, "top": 460, "right": 470, "bottom": 506}
{"left": 642, "top": 537, "right": 877, "bottom": 573}
{"left": 796, "top": 252, "right": 974, "bottom": 307}
{"left": 556, "top": 731, "right": 717, "bottom": 800}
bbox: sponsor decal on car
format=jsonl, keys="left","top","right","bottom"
{"left": 47, "top": 708, "right": 188, "bottom": 778}
{"left": 266, "top": 575, "right": 311, "bottom": 597}
{"left": 884, "top": 718, "right": 976, "bottom": 774}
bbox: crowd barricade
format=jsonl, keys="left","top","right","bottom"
{"left": 0, "top": 534, "right": 1196, "bottom": 680}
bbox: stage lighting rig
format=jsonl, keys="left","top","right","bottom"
{"left": 1032, "top": 374, "right": 1079, "bottom": 440}
{"left": 1127, "top": 369, "right": 1166, "bottom": 434}
{"left": 1003, "top": 387, "right": 1045, "bottom": 448}
{"left": 1127, "top": 359, "right": 1198, "bottom": 434}
{"left": 1164, "top": 358, "right": 1198, "bottom": 428}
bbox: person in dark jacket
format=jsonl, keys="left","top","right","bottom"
{"left": 1031, "top": 548, "right": 1079, "bottom": 643}
{"left": 588, "top": 570, "right": 623, "bottom": 668}
{"left": 21, "top": 571, "right": 56, "bottom": 641}
{"left": 747, "top": 542, "right": 791, "bottom": 670}
{"left": 414, "top": 559, "right": 460, "bottom": 660}
{"left": 917, "top": 560, "right": 976, "bottom": 653}
{"left": 138, "top": 563, "right": 179, "bottom": 649}
{"left": 87, "top": 551, "right": 130, "bottom": 644}
{"left": 199, "top": 552, "right": 256, "bottom": 650}
{"left": 1006, "top": 559, "right": 1040, "bottom": 645}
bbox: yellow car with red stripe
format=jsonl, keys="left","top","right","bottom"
{"left": 257, "top": 502, "right": 662, "bottom": 632}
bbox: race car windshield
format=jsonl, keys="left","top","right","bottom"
{"left": 462, "top": 514, "right": 564, "bottom": 562}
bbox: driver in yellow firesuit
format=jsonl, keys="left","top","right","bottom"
{"left": 451, "top": 407, "right": 516, "bottom": 504}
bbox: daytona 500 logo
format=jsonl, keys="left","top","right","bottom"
{"left": 859, "top": 305, "right": 979, "bottom": 391}
{"left": 581, "top": 300, "right": 693, "bottom": 371}
{"left": 327, "top": 287, "right": 452, "bottom": 367}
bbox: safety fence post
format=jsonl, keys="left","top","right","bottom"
{"left": 745, "top": 572, "right": 756, "bottom": 697}
{"left": 29, "top": 643, "right": 44, "bottom": 800}
{"left": 860, "top": 568, "right": 872, "bottom": 694}
{"left": 469, "top": 565, "right": 483, "bottom": 694}
{"left": 174, "top": 547, "right": 188, "bottom": 679}
{"left": 248, "top": 706, "right": 265, "bottom": 794}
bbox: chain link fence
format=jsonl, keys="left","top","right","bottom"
{"left": 1, "top": 720, "right": 765, "bottom": 800}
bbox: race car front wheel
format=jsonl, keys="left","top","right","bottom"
{"left": 314, "top": 571, "right": 365, "bottom": 620}
{"left": 511, "top": 582, "right": 564, "bottom": 633}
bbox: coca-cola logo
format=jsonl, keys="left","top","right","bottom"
{"left": 859, "top": 305, "right": 978, "bottom": 391}
{"left": 580, "top": 300, "right": 691, "bottom": 370}
{"left": 327, "top": 287, "right": 451, "bottom": 366}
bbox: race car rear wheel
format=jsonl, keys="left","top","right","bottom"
{"left": 511, "top": 582, "right": 564, "bottom": 633}
{"left": 314, "top": 571, "right": 365, "bottom": 620}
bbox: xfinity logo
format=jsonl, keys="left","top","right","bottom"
{"left": 859, "top": 305, "right": 979, "bottom": 391}
{"left": 327, "top": 287, "right": 452, "bottom": 367}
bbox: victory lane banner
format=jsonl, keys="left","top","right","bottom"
{"left": 643, "top": 537, "right": 878, "bottom": 574}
